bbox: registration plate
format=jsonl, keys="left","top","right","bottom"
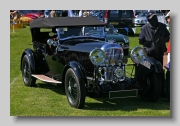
{"left": 110, "top": 22, "right": 119, "bottom": 25}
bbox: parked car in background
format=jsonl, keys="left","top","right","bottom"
{"left": 102, "top": 10, "right": 136, "bottom": 35}
{"left": 23, "top": 10, "right": 44, "bottom": 18}
{"left": 18, "top": 10, "right": 39, "bottom": 19}
{"left": 134, "top": 12, "right": 147, "bottom": 26}
{"left": 157, "top": 13, "right": 168, "bottom": 25}
{"left": 10, "top": 10, "right": 34, "bottom": 25}
{"left": 135, "top": 11, "right": 168, "bottom": 27}
{"left": 20, "top": 17, "right": 163, "bottom": 109}
{"left": 134, "top": 10, "right": 147, "bottom": 17}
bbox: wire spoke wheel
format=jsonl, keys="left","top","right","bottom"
{"left": 67, "top": 76, "right": 78, "bottom": 103}
{"left": 22, "top": 55, "right": 36, "bottom": 87}
{"left": 65, "top": 68, "right": 86, "bottom": 109}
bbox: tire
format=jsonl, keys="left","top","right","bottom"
{"left": 139, "top": 73, "right": 162, "bottom": 102}
{"left": 65, "top": 68, "right": 86, "bottom": 109}
{"left": 21, "top": 55, "right": 36, "bottom": 87}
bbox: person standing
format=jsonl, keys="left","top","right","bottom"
{"left": 61, "top": 10, "right": 68, "bottom": 17}
{"left": 44, "top": 10, "right": 50, "bottom": 18}
{"left": 50, "top": 10, "right": 56, "bottom": 17}
{"left": 164, "top": 11, "right": 170, "bottom": 102}
{"left": 79, "top": 10, "right": 83, "bottom": 17}
{"left": 139, "top": 12, "right": 170, "bottom": 97}
{"left": 55, "top": 10, "right": 61, "bottom": 17}
{"left": 83, "top": 11, "right": 89, "bottom": 17}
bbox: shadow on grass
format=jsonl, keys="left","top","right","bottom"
{"left": 84, "top": 97, "right": 170, "bottom": 111}
{"left": 34, "top": 82, "right": 65, "bottom": 95}
{"left": 33, "top": 82, "right": 170, "bottom": 112}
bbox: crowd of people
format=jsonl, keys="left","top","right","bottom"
{"left": 43, "top": 10, "right": 89, "bottom": 18}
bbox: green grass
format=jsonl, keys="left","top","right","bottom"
{"left": 10, "top": 26, "right": 170, "bottom": 116}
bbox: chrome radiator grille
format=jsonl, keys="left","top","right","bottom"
{"left": 105, "top": 66, "right": 116, "bottom": 80}
{"left": 105, "top": 48, "right": 123, "bottom": 62}
{"left": 104, "top": 48, "right": 123, "bottom": 81}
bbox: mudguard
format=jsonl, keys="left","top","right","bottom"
{"left": 145, "top": 57, "right": 163, "bottom": 73}
{"left": 20, "top": 48, "right": 36, "bottom": 73}
{"left": 135, "top": 57, "right": 163, "bottom": 79}
{"left": 62, "top": 61, "right": 87, "bottom": 84}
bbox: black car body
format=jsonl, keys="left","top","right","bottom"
{"left": 80, "top": 25, "right": 130, "bottom": 55}
{"left": 20, "top": 16, "right": 163, "bottom": 109}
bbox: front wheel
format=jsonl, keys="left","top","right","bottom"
{"left": 65, "top": 68, "right": 86, "bottom": 109}
{"left": 139, "top": 73, "right": 162, "bottom": 102}
{"left": 21, "top": 55, "right": 36, "bottom": 87}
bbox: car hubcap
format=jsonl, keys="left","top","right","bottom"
{"left": 68, "top": 76, "right": 78, "bottom": 103}
{"left": 23, "top": 61, "right": 30, "bottom": 83}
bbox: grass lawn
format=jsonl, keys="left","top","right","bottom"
{"left": 10, "top": 25, "right": 170, "bottom": 116}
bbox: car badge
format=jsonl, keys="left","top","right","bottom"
{"left": 108, "top": 39, "right": 116, "bottom": 44}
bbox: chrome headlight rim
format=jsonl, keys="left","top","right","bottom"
{"left": 89, "top": 48, "right": 106, "bottom": 66}
{"left": 123, "top": 37, "right": 129, "bottom": 43}
{"left": 114, "top": 67, "right": 124, "bottom": 78}
{"left": 130, "top": 46, "right": 147, "bottom": 64}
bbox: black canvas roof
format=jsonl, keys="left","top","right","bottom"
{"left": 30, "top": 16, "right": 106, "bottom": 29}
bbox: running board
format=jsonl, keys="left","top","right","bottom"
{"left": 109, "top": 89, "right": 138, "bottom": 99}
{"left": 32, "top": 74, "right": 62, "bottom": 84}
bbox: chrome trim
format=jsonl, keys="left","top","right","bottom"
{"left": 101, "top": 43, "right": 122, "bottom": 51}
{"left": 130, "top": 46, "right": 146, "bottom": 64}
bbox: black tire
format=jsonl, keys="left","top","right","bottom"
{"left": 65, "top": 68, "right": 86, "bottom": 109}
{"left": 139, "top": 73, "right": 162, "bottom": 102}
{"left": 22, "top": 55, "right": 36, "bottom": 87}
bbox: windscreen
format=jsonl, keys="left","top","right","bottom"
{"left": 57, "top": 27, "right": 82, "bottom": 38}
{"left": 82, "top": 26, "right": 105, "bottom": 37}
{"left": 121, "top": 10, "right": 131, "bottom": 18}
{"left": 109, "top": 10, "right": 119, "bottom": 18}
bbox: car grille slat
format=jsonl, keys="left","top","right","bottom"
{"left": 104, "top": 48, "right": 123, "bottom": 81}
{"left": 105, "top": 48, "right": 122, "bottom": 63}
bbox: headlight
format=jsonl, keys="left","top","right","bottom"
{"left": 130, "top": 46, "right": 147, "bottom": 64}
{"left": 89, "top": 48, "right": 105, "bottom": 66}
{"left": 123, "top": 38, "right": 129, "bottom": 43}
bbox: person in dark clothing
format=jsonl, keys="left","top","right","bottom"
{"left": 55, "top": 10, "right": 61, "bottom": 17}
{"left": 139, "top": 12, "right": 170, "bottom": 97}
{"left": 61, "top": 10, "right": 68, "bottom": 17}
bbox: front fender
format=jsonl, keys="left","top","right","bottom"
{"left": 135, "top": 57, "right": 163, "bottom": 79}
{"left": 145, "top": 57, "right": 163, "bottom": 73}
{"left": 20, "top": 48, "right": 36, "bottom": 73}
{"left": 62, "top": 61, "right": 87, "bottom": 85}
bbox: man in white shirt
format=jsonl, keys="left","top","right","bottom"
{"left": 79, "top": 10, "right": 83, "bottom": 17}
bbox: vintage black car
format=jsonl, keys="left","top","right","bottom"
{"left": 20, "top": 16, "right": 163, "bottom": 109}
